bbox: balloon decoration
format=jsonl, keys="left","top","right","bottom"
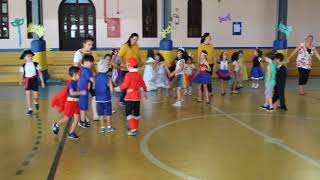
{"left": 278, "top": 23, "right": 293, "bottom": 37}
{"left": 27, "top": 23, "right": 45, "bottom": 38}
{"left": 218, "top": 13, "right": 232, "bottom": 23}
{"left": 10, "top": 18, "right": 24, "bottom": 47}
{"left": 160, "top": 21, "right": 176, "bottom": 39}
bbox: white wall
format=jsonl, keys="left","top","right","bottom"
{"left": 0, "top": 0, "right": 318, "bottom": 50}
{"left": 287, "top": 0, "right": 320, "bottom": 47}
{"left": 171, "top": 0, "right": 277, "bottom": 48}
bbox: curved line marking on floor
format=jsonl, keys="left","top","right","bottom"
{"left": 140, "top": 113, "right": 320, "bottom": 180}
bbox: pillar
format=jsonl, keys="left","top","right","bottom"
{"left": 273, "top": 0, "right": 288, "bottom": 56}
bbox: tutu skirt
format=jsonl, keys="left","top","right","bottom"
{"left": 251, "top": 66, "right": 264, "bottom": 80}
{"left": 193, "top": 73, "right": 212, "bottom": 84}
{"left": 150, "top": 74, "right": 170, "bottom": 88}
{"left": 217, "top": 70, "right": 231, "bottom": 80}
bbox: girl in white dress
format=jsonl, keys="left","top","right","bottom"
{"left": 143, "top": 49, "right": 157, "bottom": 91}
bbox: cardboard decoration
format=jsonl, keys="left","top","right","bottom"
{"left": 107, "top": 18, "right": 120, "bottom": 38}
{"left": 10, "top": 18, "right": 24, "bottom": 47}
{"left": 278, "top": 23, "right": 293, "bottom": 37}
{"left": 27, "top": 23, "right": 45, "bottom": 38}
{"left": 218, "top": 13, "right": 232, "bottom": 23}
{"left": 160, "top": 21, "right": 176, "bottom": 39}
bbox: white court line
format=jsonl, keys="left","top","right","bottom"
{"left": 140, "top": 113, "right": 320, "bottom": 180}
{"left": 209, "top": 105, "right": 320, "bottom": 169}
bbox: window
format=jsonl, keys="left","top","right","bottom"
{"left": 188, "top": 0, "right": 202, "bottom": 38}
{"left": 142, "top": 0, "right": 157, "bottom": 38}
{"left": 0, "top": 0, "right": 9, "bottom": 39}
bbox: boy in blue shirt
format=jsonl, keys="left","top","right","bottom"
{"left": 78, "top": 54, "right": 95, "bottom": 128}
{"left": 95, "top": 56, "right": 115, "bottom": 133}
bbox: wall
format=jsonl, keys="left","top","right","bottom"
{"left": 287, "top": 0, "right": 320, "bottom": 47}
{"left": 171, "top": 0, "right": 277, "bottom": 48}
{"left": 0, "top": 0, "right": 318, "bottom": 50}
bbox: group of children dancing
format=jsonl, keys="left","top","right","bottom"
{"left": 18, "top": 45, "right": 288, "bottom": 140}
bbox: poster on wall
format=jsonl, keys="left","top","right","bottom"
{"left": 107, "top": 18, "right": 120, "bottom": 38}
{"left": 232, "top": 22, "right": 242, "bottom": 36}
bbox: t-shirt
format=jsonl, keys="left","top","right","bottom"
{"left": 94, "top": 73, "right": 111, "bottom": 102}
{"left": 118, "top": 43, "right": 140, "bottom": 71}
{"left": 233, "top": 60, "right": 240, "bottom": 72}
{"left": 198, "top": 43, "right": 214, "bottom": 64}
{"left": 175, "top": 59, "right": 185, "bottom": 75}
{"left": 78, "top": 67, "right": 92, "bottom": 91}
{"left": 185, "top": 64, "right": 195, "bottom": 75}
{"left": 20, "top": 61, "right": 41, "bottom": 78}
{"left": 73, "top": 49, "right": 83, "bottom": 64}
{"left": 68, "top": 80, "right": 80, "bottom": 99}
{"left": 253, "top": 56, "right": 262, "bottom": 67}
{"left": 265, "top": 62, "right": 277, "bottom": 86}
{"left": 217, "top": 60, "right": 230, "bottom": 71}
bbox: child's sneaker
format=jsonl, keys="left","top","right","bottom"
{"left": 78, "top": 121, "right": 89, "bottom": 128}
{"left": 128, "top": 130, "right": 138, "bottom": 136}
{"left": 251, "top": 83, "right": 255, "bottom": 88}
{"left": 67, "top": 132, "right": 79, "bottom": 139}
{"left": 52, "top": 123, "right": 59, "bottom": 136}
{"left": 172, "top": 101, "right": 182, "bottom": 107}
{"left": 267, "top": 107, "right": 274, "bottom": 112}
{"left": 100, "top": 127, "right": 106, "bottom": 133}
{"left": 84, "top": 121, "right": 91, "bottom": 127}
{"left": 26, "top": 109, "right": 32, "bottom": 116}
{"left": 35, "top": 104, "right": 39, "bottom": 111}
{"left": 106, "top": 127, "right": 116, "bottom": 133}
{"left": 260, "top": 105, "right": 269, "bottom": 109}
{"left": 255, "top": 84, "right": 259, "bottom": 89}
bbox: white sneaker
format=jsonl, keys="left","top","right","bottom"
{"left": 172, "top": 101, "right": 182, "bottom": 107}
{"left": 251, "top": 83, "right": 256, "bottom": 88}
{"left": 255, "top": 84, "right": 259, "bottom": 89}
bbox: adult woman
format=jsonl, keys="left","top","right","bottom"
{"left": 72, "top": 37, "right": 99, "bottom": 121}
{"left": 287, "top": 35, "right": 320, "bottom": 95}
{"left": 118, "top": 33, "right": 141, "bottom": 106}
{"left": 197, "top": 33, "right": 215, "bottom": 95}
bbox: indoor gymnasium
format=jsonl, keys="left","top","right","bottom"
{"left": 1, "top": 0, "right": 320, "bottom": 180}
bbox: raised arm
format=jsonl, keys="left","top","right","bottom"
{"left": 286, "top": 46, "right": 301, "bottom": 63}
{"left": 314, "top": 48, "right": 320, "bottom": 61}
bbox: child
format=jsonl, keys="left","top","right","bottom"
{"left": 120, "top": 57, "right": 147, "bottom": 136}
{"left": 95, "top": 59, "right": 116, "bottom": 132}
{"left": 193, "top": 50, "right": 212, "bottom": 103}
{"left": 19, "top": 50, "right": 45, "bottom": 115}
{"left": 231, "top": 52, "right": 240, "bottom": 94}
{"left": 184, "top": 56, "right": 196, "bottom": 96}
{"left": 238, "top": 50, "right": 248, "bottom": 87}
{"left": 217, "top": 52, "right": 231, "bottom": 96}
{"left": 111, "top": 48, "right": 123, "bottom": 87}
{"left": 51, "top": 66, "right": 86, "bottom": 139}
{"left": 78, "top": 54, "right": 95, "bottom": 128}
{"left": 250, "top": 48, "right": 264, "bottom": 88}
{"left": 143, "top": 49, "right": 157, "bottom": 91}
{"left": 170, "top": 48, "right": 187, "bottom": 107}
{"left": 150, "top": 53, "right": 170, "bottom": 102}
{"left": 272, "top": 53, "right": 288, "bottom": 111}
{"left": 260, "top": 51, "right": 277, "bottom": 111}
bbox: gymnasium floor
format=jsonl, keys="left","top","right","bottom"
{"left": 1, "top": 77, "right": 320, "bottom": 180}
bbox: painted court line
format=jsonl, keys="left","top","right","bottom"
{"left": 140, "top": 113, "right": 320, "bottom": 180}
{"left": 47, "top": 118, "right": 72, "bottom": 180}
{"left": 209, "top": 105, "right": 320, "bottom": 169}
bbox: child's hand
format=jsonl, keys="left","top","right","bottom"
{"left": 41, "top": 82, "right": 46, "bottom": 88}
{"left": 81, "top": 91, "right": 87, "bottom": 95}
{"left": 127, "top": 89, "right": 133, "bottom": 93}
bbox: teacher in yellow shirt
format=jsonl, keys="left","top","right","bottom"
{"left": 118, "top": 33, "right": 141, "bottom": 105}
{"left": 197, "top": 33, "right": 215, "bottom": 95}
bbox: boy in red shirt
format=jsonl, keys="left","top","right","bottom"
{"left": 120, "top": 57, "right": 148, "bottom": 136}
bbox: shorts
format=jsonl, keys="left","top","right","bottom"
{"left": 264, "top": 84, "right": 275, "bottom": 99}
{"left": 125, "top": 101, "right": 140, "bottom": 117}
{"left": 174, "top": 74, "right": 185, "bottom": 89}
{"left": 64, "top": 101, "right": 80, "bottom": 117}
{"left": 97, "top": 101, "right": 112, "bottom": 116}
{"left": 25, "top": 77, "right": 39, "bottom": 91}
{"left": 298, "top": 67, "right": 311, "bottom": 85}
{"left": 79, "top": 95, "right": 89, "bottom": 111}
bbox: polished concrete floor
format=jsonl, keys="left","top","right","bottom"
{"left": 1, "top": 77, "right": 320, "bottom": 180}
